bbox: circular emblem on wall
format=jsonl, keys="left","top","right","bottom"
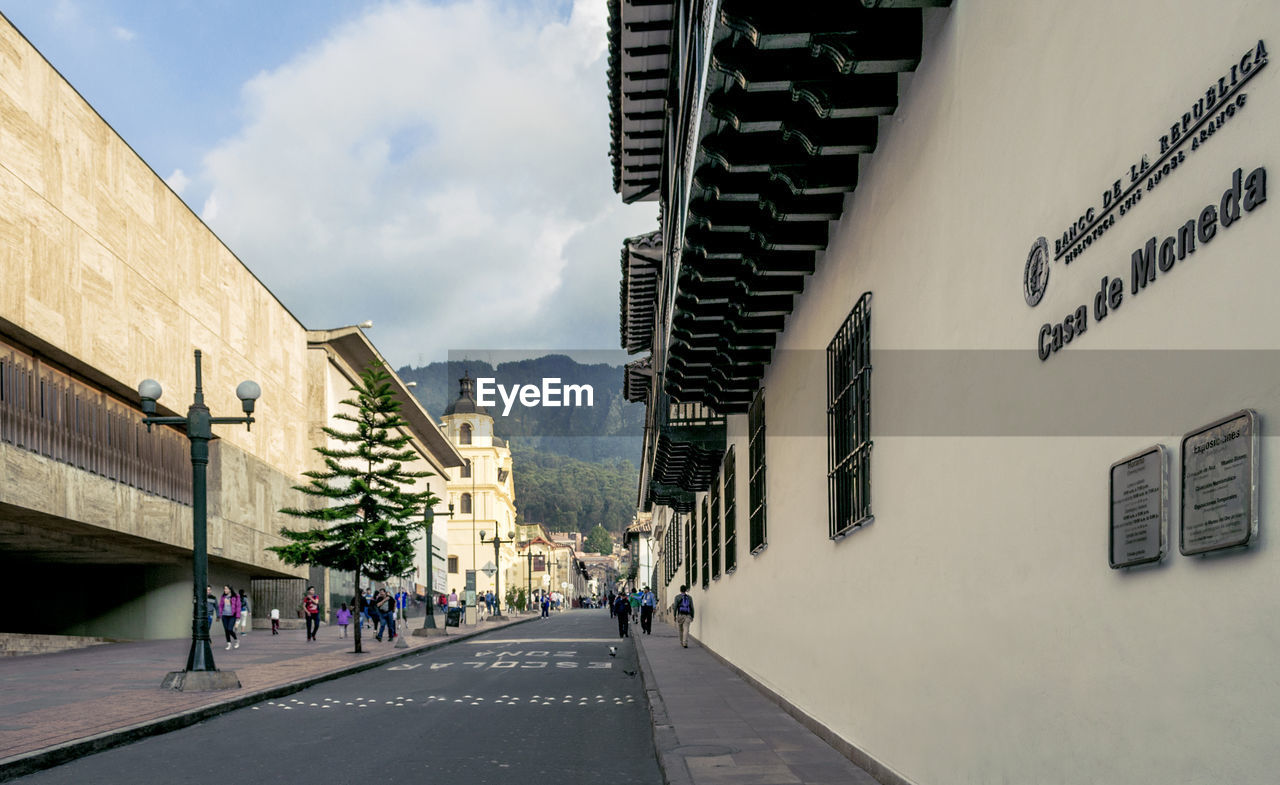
{"left": 1023, "top": 236, "right": 1050, "bottom": 307}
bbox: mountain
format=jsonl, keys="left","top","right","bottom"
{"left": 397, "top": 354, "right": 644, "bottom": 533}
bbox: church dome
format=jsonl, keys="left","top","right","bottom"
{"left": 443, "top": 372, "right": 488, "bottom": 416}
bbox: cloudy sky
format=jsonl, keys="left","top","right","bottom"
{"left": 1, "top": 0, "right": 657, "bottom": 367}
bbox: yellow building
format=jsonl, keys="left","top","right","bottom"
{"left": 439, "top": 373, "right": 518, "bottom": 613}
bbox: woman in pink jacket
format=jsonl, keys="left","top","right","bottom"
{"left": 218, "top": 586, "right": 241, "bottom": 650}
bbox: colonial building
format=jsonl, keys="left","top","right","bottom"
{"left": 439, "top": 374, "right": 519, "bottom": 610}
{"left": 0, "top": 13, "right": 462, "bottom": 641}
{"left": 611, "top": 1, "right": 1280, "bottom": 783}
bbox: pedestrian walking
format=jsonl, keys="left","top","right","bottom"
{"left": 640, "top": 586, "right": 656, "bottom": 634}
{"left": 302, "top": 586, "right": 321, "bottom": 641}
{"left": 629, "top": 588, "right": 641, "bottom": 624}
{"left": 541, "top": 592, "right": 551, "bottom": 619}
{"left": 376, "top": 588, "right": 397, "bottom": 641}
{"left": 238, "top": 589, "right": 251, "bottom": 634}
{"left": 205, "top": 586, "right": 217, "bottom": 634}
{"left": 672, "top": 585, "right": 694, "bottom": 648}
{"left": 336, "top": 603, "right": 352, "bottom": 638}
{"left": 218, "top": 586, "right": 240, "bottom": 650}
{"left": 270, "top": 607, "right": 280, "bottom": 635}
{"left": 613, "top": 592, "right": 630, "bottom": 638}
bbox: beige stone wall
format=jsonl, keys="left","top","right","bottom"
{"left": 0, "top": 16, "right": 312, "bottom": 576}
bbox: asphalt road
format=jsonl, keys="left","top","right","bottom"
{"left": 16, "top": 610, "right": 660, "bottom": 785}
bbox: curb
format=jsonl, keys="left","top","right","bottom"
{"left": 0, "top": 614, "right": 538, "bottom": 782}
{"left": 633, "top": 623, "right": 693, "bottom": 785}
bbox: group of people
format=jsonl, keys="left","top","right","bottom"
{"left": 606, "top": 584, "right": 696, "bottom": 647}
{"left": 339, "top": 586, "right": 408, "bottom": 641}
{"left": 205, "top": 585, "right": 251, "bottom": 650}
{"left": 608, "top": 585, "right": 657, "bottom": 637}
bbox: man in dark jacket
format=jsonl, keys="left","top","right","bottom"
{"left": 613, "top": 591, "right": 631, "bottom": 638}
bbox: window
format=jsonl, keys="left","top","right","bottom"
{"left": 665, "top": 515, "right": 679, "bottom": 585}
{"left": 448, "top": 556, "right": 459, "bottom": 573}
{"left": 459, "top": 423, "right": 472, "bottom": 445}
{"left": 700, "top": 495, "right": 710, "bottom": 589}
{"left": 685, "top": 515, "right": 693, "bottom": 589}
{"left": 710, "top": 472, "right": 721, "bottom": 580}
{"left": 690, "top": 502, "right": 699, "bottom": 587}
{"left": 723, "top": 447, "right": 736, "bottom": 573}
{"left": 827, "top": 292, "right": 873, "bottom": 539}
{"left": 460, "top": 493, "right": 472, "bottom": 514}
{"left": 460, "top": 458, "right": 471, "bottom": 478}
{"left": 748, "top": 388, "right": 767, "bottom": 553}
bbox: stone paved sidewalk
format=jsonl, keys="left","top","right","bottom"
{"left": 634, "top": 618, "right": 881, "bottom": 785}
{"left": 0, "top": 615, "right": 535, "bottom": 781}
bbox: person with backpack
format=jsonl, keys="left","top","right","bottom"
{"left": 612, "top": 590, "right": 630, "bottom": 638}
{"left": 673, "top": 585, "right": 695, "bottom": 648}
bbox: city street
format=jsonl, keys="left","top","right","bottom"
{"left": 12, "top": 611, "right": 660, "bottom": 785}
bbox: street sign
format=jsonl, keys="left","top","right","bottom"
{"left": 481, "top": 561, "right": 497, "bottom": 578}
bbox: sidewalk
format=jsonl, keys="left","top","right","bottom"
{"left": 635, "top": 618, "right": 881, "bottom": 785}
{"left": 0, "top": 614, "right": 535, "bottom": 781}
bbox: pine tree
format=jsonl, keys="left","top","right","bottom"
{"left": 269, "top": 362, "right": 438, "bottom": 654}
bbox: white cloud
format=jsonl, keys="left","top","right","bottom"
{"left": 111, "top": 25, "right": 135, "bottom": 41}
{"left": 195, "top": 0, "right": 654, "bottom": 366}
{"left": 165, "top": 168, "right": 190, "bottom": 195}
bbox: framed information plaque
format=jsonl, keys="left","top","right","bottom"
{"left": 1109, "top": 445, "right": 1168, "bottom": 568}
{"left": 1180, "top": 410, "right": 1259, "bottom": 556}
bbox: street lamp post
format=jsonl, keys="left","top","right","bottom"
{"left": 479, "top": 530, "right": 516, "bottom": 620}
{"left": 413, "top": 503, "right": 453, "bottom": 638}
{"left": 140, "top": 350, "right": 261, "bottom": 692}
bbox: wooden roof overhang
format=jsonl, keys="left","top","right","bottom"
{"left": 666, "top": 0, "right": 948, "bottom": 412}
{"left": 624, "top": 356, "right": 652, "bottom": 404}
{"left": 619, "top": 230, "right": 663, "bottom": 355}
{"left": 646, "top": 396, "right": 726, "bottom": 509}
{"left": 608, "top": 0, "right": 675, "bottom": 203}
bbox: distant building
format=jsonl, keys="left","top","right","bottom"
{"left": 439, "top": 374, "right": 518, "bottom": 607}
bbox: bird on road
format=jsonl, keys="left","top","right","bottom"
{"left": 609, "top": 646, "right": 617, "bottom": 657}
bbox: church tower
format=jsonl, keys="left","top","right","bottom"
{"left": 440, "top": 373, "right": 518, "bottom": 612}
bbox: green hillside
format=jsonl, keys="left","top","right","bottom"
{"left": 397, "top": 355, "right": 643, "bottom": 534}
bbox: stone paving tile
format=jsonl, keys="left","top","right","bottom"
{"left": 636, "top": 621, "right": 878, "bottom": 785}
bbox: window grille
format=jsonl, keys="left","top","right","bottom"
{"left": 827, "top": 292, "right": 873, "bottom": 539}
{"left": 700, "top": 495, "right": 709, "bottom": 589}
{"left": 460, "top": 493, "right": 472, "bottom": 514}
{"left": 448, "top": 556, "right": 459, "bottom": 573}
{"left": 723, "top": 446, "right": 736, "bottom": 573}
{"left": 459, "top": 423, "right": 472, "bottom": 445}
{"left": 748, "top": 389, "right": 767, "bottom": 553}
{"left": 685, "top": 514, "right": 693, "bottom": 589}
{"left": 460, "top": 459, "right": 471, "bottom": 478}
{"left": 710, "top": 474, "right": 721, "bottom": 580}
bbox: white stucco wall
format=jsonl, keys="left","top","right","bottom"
{"left": 682, "top": 2, "right": 1280, "bottom": 783}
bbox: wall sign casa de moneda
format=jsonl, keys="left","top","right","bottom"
{"left": 1023, "top": 40, "right": 1269, "bottom": 356}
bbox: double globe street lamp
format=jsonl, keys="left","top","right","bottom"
{"left": 139, "top": 349, "right": 260, "bottom": 692}
{"left": 479, "top": 529, "right": 517, "bottom": 620}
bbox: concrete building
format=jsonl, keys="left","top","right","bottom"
{"left": 611, "top": 1, "right": 1280, "bottom": 783}
{"left": 0, "top": 13, "right": 461, "bottom": 641}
